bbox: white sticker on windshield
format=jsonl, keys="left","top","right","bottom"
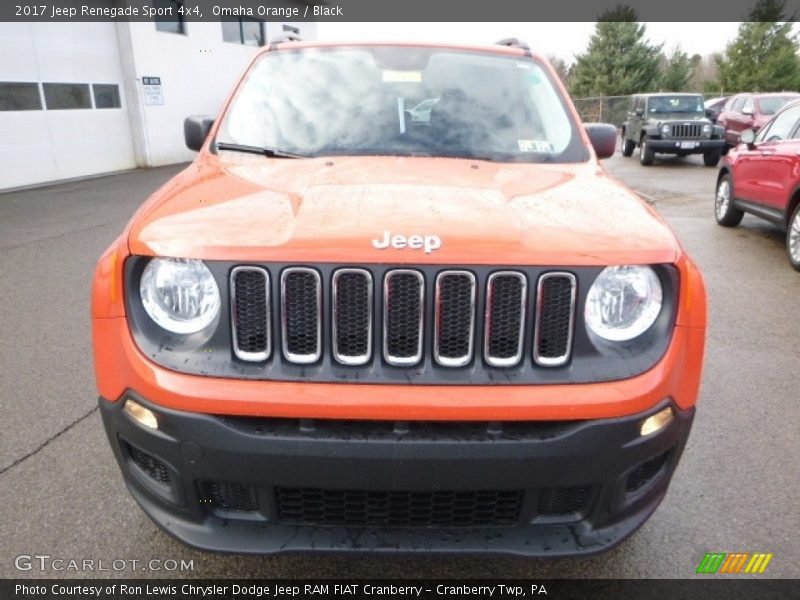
{"left": 382, "top": 70, "right": 422, "bottom": 83}
{"left": 518, "top": 140, "right": 554, "bottom": 153}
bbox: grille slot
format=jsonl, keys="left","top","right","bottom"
{"left": 383, "top": 270, "right": 424, "bottom": 365}
{"left": 626, "top": 451, "right": 669, "bottom": 493}
{"left": 200, "top": 481, "right": 259, "bottom": 512}
{"left": 533, "top": 272, "right": 576, "bottom": 367}
{"left": 671, "top": 123, "right": 702, "bottom": 138}
{"left": 434, "top": 271, "right": 476, "bottom": 366}
{"left": 332, "top": 269, "right": 373, "bottom": 365}
{"left": 128, "top": 445, "right": 171, "bottom": 485}
{"left": 230, "top": 267, "right": 270, "bottom": 361}
{"left": 276, "top": 487, "right": 523, "bottom": 528}
{"left": 281, "top": 268, "right": 322, "bottom": 363}
{"left": 537, "top": 486, "right": 592, "bottom": 516}
{"left": 484, "top": 272, "right": 527, "bottom": 367}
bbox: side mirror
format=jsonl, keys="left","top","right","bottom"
{"left": 584, "top": 123, "right": 618, "bottom": 159}
{"left": 742, "top": 106, "right": 754, "bottom": 116}
{"left": 740, "top": 128, "right": 756, "bottom": 148}
{"left": 635, "top": 108, "right": 644, "bottom": 117}
{"left": 184, "top": 116, "right": 215, "bottom": 152}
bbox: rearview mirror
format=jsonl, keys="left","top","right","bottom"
{"left": 584, "top": 123, "right": 618, "bottom": 159}
{"left": 184, "top": 116, "right": 215, "bottom": 152}
{"left": 740, "top": 128, "right": 756, "bottom": 147}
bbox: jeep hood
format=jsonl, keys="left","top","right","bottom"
{"left": 128, "top": 154, "right": 681, "bottom": 266}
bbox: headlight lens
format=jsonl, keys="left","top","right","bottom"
{"left": 140, "top": 258, "right": 220, "bottom": 334}
{"left": 703, "top": 123, "right": 712, "bottom": 134}
{"left": 661, "top": 124, "right": 671, "bottom": 136}
{"left": 585, "top": 266, "right": 663, "bottom": 342}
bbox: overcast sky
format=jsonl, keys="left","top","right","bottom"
{"left": 317, "top": 22, "right": 744, "bottom": 63}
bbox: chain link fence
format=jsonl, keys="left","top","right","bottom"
{"left": 572, "top": 95, "right": 632, "bottom": 127}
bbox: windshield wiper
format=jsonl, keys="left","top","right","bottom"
{"left": 216, "top": 141, "right": 306, "bottom": 159}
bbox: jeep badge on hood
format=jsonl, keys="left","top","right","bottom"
{"left": 372, "top": 231, "right": 442, "bottom": 254}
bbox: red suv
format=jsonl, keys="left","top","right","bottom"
{"left": 717, "top": 92, "right": 800, "bottom": 148}
{"left": 715, "top": 99, "right": 800, "bottom": 270}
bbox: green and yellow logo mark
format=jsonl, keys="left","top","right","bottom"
{"left": 697, "top": 552, "right": 773, "bottom": 574}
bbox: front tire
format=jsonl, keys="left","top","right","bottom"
{"left": 621, "top": 135, "right": 635, "bottom": 157}
{"left": 704, "top": 149, "right": 722, "bottom": 167}
{"left": 639, "top": 137, "right": 654, "bottom": 166}
{"left": 715, "top": 174, "right": 743, "bottom": 227}
{"left": 787, "top": 204, "right": 800, "bottom": 271}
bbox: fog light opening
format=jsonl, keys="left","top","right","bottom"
{"left": 123, "top": 399, "right": 159, "bottom": 430}
{"left": 640, "top": 406, "right": 673, "bottom": 437}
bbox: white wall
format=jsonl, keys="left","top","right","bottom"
{"left": 122, "top": 20, "right": 317, "bottom": 167}
{"left": 0, "top": 22, "right": 136, "bottom": 190}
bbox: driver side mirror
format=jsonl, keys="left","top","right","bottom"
{"left": 634, "top": 108, "right": 644, "bottom": 117}
{"left": 184, "top": 116, "right": 215, "bottom": 152}
{"left": 742, "top": 106, "right": 754, "bottom": 116}
{"left": 740, "top": 128, "right": 756, "bottom": 148}
{"left": 584, "top": 123, "right": 617, "bottom": 159}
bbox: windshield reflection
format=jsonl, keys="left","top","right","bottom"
{"left": 218, "top": 47, "right": 588, "bottom": 163}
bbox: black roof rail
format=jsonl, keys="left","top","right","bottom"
{"left": 495, "top": 38, "right": 530, "bottom": 51}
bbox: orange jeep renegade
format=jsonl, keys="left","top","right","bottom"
{"left": 92, "top": 40, "right": 707, "bottom": 556}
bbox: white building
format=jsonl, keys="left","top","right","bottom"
{"left": 0, "top": 18, "right": 316, "bottom": 191}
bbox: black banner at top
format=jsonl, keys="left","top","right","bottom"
{"left": 2, "top": 0, "right": 800, "bottom": 22}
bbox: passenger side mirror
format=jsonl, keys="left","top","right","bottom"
{"left": 584, "top": 123, "right": 618, "bottom": 159}
{"left": 184, "top": 116, "right": 215, "bottom": 152}
{"left": 742, "top": 106, "right": 754, "bottom": 116}
{"left": 740, "top": 128, "right": 756, "bottom": 148}
{"left": 635, "top": 108, "right": 644, "bottom": 117}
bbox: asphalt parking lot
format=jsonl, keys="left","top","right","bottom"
{"left": 1, "top": 152, "right": 799, "bottom": 579}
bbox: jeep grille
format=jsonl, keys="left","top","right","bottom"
{"left": 230, "top": 266, "right": 577, "bottom": 369}
{"left": 669, "top": 123, "right": 703, "bottom": 139}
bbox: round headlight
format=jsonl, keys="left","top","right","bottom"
{"left": 703, "top": 123, "right": 712, "bottom": 134}
{"left": 585, "top": 266, "right": 663, "bottom": 342}
{"left": 140, "top": 258, "right": 220, "bottom": 334}
{"left": 661, "top": 124, "right": 671, "bottom": 136}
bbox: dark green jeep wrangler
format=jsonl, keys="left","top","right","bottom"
{"left": 621, "top": 93, "right": 725, "bottom": 167}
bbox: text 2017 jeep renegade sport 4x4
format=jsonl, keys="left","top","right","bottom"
{"left": 92, "top": 40, "right": 707, "bottom": 556}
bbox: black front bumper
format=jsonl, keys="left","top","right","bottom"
{"left": 99, "top": 393, "right": 694, "bottom": 557}
{"left": 647, "top": 138, "right": 725, "bottom": 154}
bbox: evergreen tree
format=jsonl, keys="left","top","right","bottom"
{"left": 659, "top": 47, "right": 697, "bottom": 92}
{"left": 571, "top": 5, "right": 662, "bottom": 97}
{"left": 715, "top": 0, "right": 800, "bottom": 92}
{"left": 689, "top": 54, "right": 720, "bottom": 93}
{"left": 546, "top": 55, "right": 571, "bottom": 88}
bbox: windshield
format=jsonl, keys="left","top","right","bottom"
{"left": 758, "top": 95, "right": 800, "bottom": 116}
{"left": 647, "top": 95, "right": 704, "bottom": 114}
{"left": 217, "top": 46, "right": 588, "bottom": 163}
